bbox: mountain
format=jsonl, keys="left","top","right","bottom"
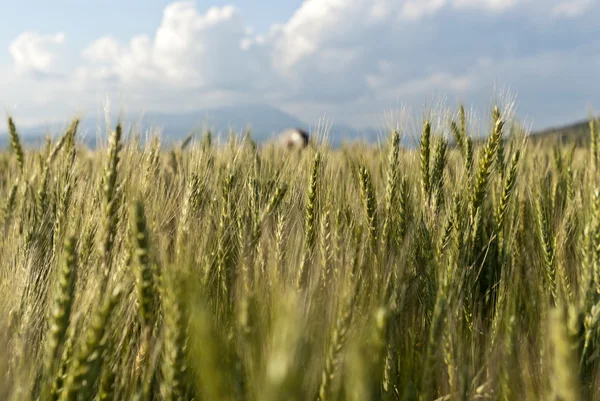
{"left": 0, "top": 104, "right": 308, "bottom": 148}
{"left": 2, "top": 103, "right": 590, "bottom": 150}
{"left": 0, "top": 103, "right": 387, "bottom": 149}
{"left": 528, "top": 118, "right": 594, "bottom": 146}
{"left": 0, "top": 105, "right": 390, "bottom": 148}
{"left": 138, "top": 104, "right": 309, "bottom": 141}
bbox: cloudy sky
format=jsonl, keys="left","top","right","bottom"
{"left": 2, "top": 0, "right": 599, "bottom": 131}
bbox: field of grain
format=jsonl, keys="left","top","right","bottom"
{"left": 0, "top": 103, "right": 599, "bottom": 401}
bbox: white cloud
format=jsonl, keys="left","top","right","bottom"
{"left": 9, "top": 32, "right": 66, "bottom": 76}
{"left": 82, "top": 36, "right": 122, "bottom": 64}
{"left": 401, "top": 0, "right": 448, "bottom": 20}
{"left": 552, "top": 0, "right": 593, "bottom": 17}
{"left": 452, "top": 0, "right": 520, "bottom": 12}
{"left": 2, "top": 0, "right": 600, "bottom": 130}
{"left": 74, "top": 0, "right": 600, "bottom": 101}
{"left": 81, "top": 35, "right": 156, "bottom": 83}
{"left": 78, "top": 2, "right": 264, "bottom": 90}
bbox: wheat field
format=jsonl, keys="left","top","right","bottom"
{"left": 0, "top": 103, "right": 599, "bottom": 401}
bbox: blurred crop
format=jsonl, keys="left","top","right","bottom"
{"left": 0, "top": 102, "right": 599, "bottom": 401}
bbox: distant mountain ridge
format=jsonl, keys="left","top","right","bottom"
{"left": 0, "top": 103, "right": 589, "bottom": 150}
{"left": 527, "top": 118, "right": 594, "bottom": 146}
{"left": 0, "top": 103, "right": 383, "bottom": 149}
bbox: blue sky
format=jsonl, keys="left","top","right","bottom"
{"left": 2, "top": 0, "right": 600, "bottom": 132}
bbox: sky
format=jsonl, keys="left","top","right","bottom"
{"left": 2, "top": 0, "right": 600, "bottom": 132}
